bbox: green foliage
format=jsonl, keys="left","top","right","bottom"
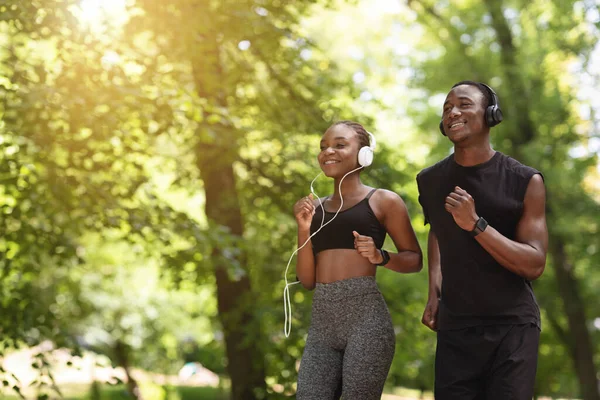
{"left": 0, "top": 0, "right": 598, "bottom": 398}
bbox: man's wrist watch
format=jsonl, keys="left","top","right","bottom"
{"left": 377, "top": 249, "right": 390, "bottom": 266}
{"left": 469, "top": 217, "right": 488, "bottom": 237}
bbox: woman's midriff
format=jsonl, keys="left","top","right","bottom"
{"left": 315, "top": 249, "right": 376, "bottom": 283}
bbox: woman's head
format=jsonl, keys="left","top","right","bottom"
{"left": 318, "top": 121, "right": 371, "bottom": 178}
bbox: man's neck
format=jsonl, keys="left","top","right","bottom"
{"left": 453, "top": 145, "right": 496, "bottom": 167}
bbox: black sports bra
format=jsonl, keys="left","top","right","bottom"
{"left": 309, "top": 189, "right": 386, "bottom": 254}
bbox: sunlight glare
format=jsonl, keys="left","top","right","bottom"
{"left": 101, "top": 50, "right": 121, "bottom": 68}
{"left": 77, "top": 0, "right": 129, "bottom": 31}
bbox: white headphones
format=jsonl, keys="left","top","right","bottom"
{"left": 357, "top": 131, "right": 377, "bottom": 167}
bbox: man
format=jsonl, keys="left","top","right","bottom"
{"left": 416, "top": 81, "right": 548, "bottom": 399}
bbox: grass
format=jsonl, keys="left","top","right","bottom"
{"left": 1, "top": 385, "right": 228, "bottom": 400}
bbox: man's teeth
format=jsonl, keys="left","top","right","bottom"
{"left": 450, "top": 122, "right": 465, "bottom": 128}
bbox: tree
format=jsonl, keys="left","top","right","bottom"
{"left": 0, "top": 0, "right": 212, "bottom": 396}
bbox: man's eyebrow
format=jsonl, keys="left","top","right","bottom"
{"left": 443, "top": 96, "right": 474, "bottom": 106}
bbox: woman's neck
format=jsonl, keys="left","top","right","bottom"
{"left": 330, "top": 172, "right": 364, "bottom": 201}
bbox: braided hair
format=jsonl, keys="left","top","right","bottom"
{"left": 330, "top": 120, "right": 370, "bottom": 149}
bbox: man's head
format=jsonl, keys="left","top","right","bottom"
{"left": 439, "top": 82, "right": 503, "bottom": 143}
{"left": 452, "top": 81, "right": 493, "bottom": 108}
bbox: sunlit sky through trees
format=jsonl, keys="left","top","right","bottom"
{"left": 72, "top": 0, "right": 600, "bottom": 183}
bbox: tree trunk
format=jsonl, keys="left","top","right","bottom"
{"left": 483, "top": 0, "right": 535, "bottom": 143}
{"left": 191, "top": 27, "right": 266, "bottom": 399}
{"left": 114, "top": 340, "right": 142, "bottom": 400}
{"left": 550, "top": 240, "right": 600, "bottom": 400}
{"left": 197, "top": 145, "right": 267, "bottom": 400}
{"left": 89, "top": 380, "right": 101, "bottom": 400}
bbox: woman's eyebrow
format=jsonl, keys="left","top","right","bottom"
{"left": 320, "top": 137, "right": 349, "bottom": 142}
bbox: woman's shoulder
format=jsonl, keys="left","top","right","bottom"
{"left": 369, "top": 188, "right": 406, "bottom": 207}
{"left": 310, "top": 196, "right": 329, "bottom": 207}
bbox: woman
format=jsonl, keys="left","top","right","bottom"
{"left": 293, "top": 121, "right": 423, "bottom": 399}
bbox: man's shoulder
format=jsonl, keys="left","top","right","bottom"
{"left": 497, "top": 152, "right": 543, "bottom": 180}
{"left": 417, "top": 154, "right": 453, "bottom": 182}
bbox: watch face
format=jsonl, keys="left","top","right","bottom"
{"left": 379, "top": 250, "right": 390, "bottom": 266}
{"left": 476, "top": 217, "right": 488, "bottom": 232}
{"left": 470, "top": 217, "right": 487, "bottom": 237}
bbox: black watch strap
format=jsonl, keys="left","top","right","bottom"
{"left": 469, "top": 217, "right": 488, "bottom": 237}
{"left": 377, "top": 249, "right": 390, "bottom": 266}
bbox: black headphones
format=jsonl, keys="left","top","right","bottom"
{"left": 439, "top": 83, "right": 503, "bottom": 136}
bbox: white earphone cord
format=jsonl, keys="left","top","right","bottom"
{"left": 283, "top": 165, "right": 364, "bottom": 337}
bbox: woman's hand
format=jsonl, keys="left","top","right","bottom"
{"left": 293, "top": 194, "right": 315, "bottom": 231}
{"left": 353, "top": 231, "right": 383, "bottom": 265}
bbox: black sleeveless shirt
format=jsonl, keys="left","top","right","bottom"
{"left": 310, "top": 189, "right": 386, "bottom": 254}
{"left": 417, "top": 152, "right": 542, "bottom": 330}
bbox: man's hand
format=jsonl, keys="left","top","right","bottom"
{"left": 421, "top": 296, "right": 439, "bottom": 331}
{"left": 445, "top": 186, "right": 478, "bottom": 231}
{"left": 353, "top": 231, "right": 383, "bottom": 264}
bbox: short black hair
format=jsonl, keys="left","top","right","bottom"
{"left": 451, "top": 81, "right": 493, "bottom": 108}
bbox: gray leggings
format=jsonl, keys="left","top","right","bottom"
{"left": 297, "top": 276, "right": 395, "bottom": 400}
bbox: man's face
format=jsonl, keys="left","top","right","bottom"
{"left": 441, "top": 84, "right": 487, "bottom": 143}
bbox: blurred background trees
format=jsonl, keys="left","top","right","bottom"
{"left": 0, "top": 0, "right": 598, "bottom": 399}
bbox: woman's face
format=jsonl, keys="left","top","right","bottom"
{"left": 318, "top": 124, "right": 360, "bottom": 178}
